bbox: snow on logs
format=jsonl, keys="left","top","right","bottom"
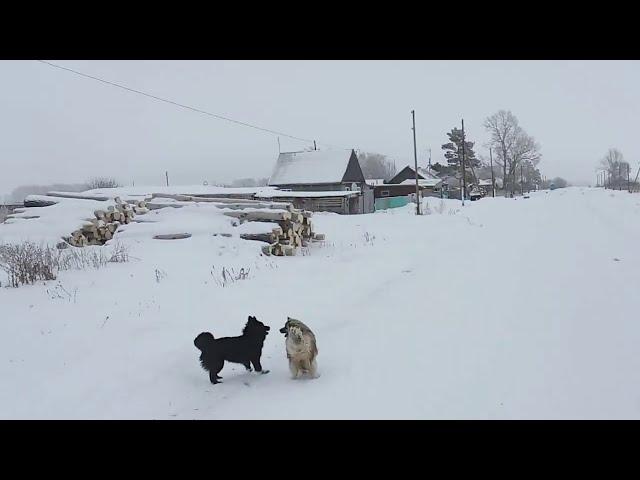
{"left": 147, "top": 192, "right": 325, "bottom": 256}
{"left": 63, "top": 197, "right": 149, "bottom": 247}
{"left": 51, "top": 191, "right": 326, "bottom": 253}
{"left": 232, "top": 208, "right": 321, "bottom": 257}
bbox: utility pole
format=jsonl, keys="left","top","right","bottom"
{"left": 411, "top": 110, "right": 421, "bottom": 215}
{"left": 314, "top": 140, "right": 317, "bottom": 151}
{"left": 490, "top": 147, "right": 496, "bottom": 198}
{"left": 461, "top": 118, "right": 467, "bottom": 206}
{"left": 520, "top": 164, "right": 524, "bottom": 195}
{"left": 633, "top": 164, "right": 640, "bottom": 192}
{"left": 277, "top": 137, "right": 281, "bottom": 153}
{"left": 165, "top": 171, "right": 169, "bottom": 187}
{"left": 628, "top": 163, "right": 631, "bottom": 192}
{"left": 428, "top": 148, "right": 432, "bottom": 168}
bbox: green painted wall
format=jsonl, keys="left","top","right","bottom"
{"left": 375, "top": 196, "right": 410, "bottom": 210}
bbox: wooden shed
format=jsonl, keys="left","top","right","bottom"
{"left": 267, "top": 149, "right": 374, "bottom": 214}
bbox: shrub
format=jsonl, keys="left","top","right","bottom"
{"left": 0, "top": 241, "right": 130, "bottom": 288}
{"left": 86, "top": 177, "right": 121, "bottom": 190}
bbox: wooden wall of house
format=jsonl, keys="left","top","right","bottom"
{"left": 275, "top": 183, "right": 346, "bottom": 192}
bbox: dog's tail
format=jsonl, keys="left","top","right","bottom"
{"left": 194, "top": 332, "right": 215, "bottom": 352}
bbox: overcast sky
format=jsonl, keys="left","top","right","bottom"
{"left": 1, "top": 60, "right": 639, "bottom": 197}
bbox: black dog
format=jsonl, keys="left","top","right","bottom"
{"left": 194, "top": 316, "right": 270, "bottom": 384}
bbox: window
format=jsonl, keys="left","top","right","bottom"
{"left": 381, "top": 190, "right": 390, "bottom": 197}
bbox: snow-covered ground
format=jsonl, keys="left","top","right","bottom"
{"left": 1, "top": 187, "right": 640, "bottom": 419}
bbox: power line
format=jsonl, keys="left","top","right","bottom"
{"left": 37, "top": 60, "right": 318, "bottom": 144}
{"left": 36, "top": 60, "right": 406, "bottom": 158}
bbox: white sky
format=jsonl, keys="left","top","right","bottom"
{"left": 1, "top": 60, "right": 639, "bottom": 197}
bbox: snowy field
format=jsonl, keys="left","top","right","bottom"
{"left": 1, "top": 186, "right": 640, "bottom": 419}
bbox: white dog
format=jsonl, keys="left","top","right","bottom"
{"left": 279, "top": 317, "right": 319, "bottom": 379}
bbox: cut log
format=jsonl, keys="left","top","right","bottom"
{"left": 23, "top": 196, "right": 58, "bottom": 207}
{"left": 150, "top": 193, "right": 192, "bottom": 202}
{"left": 133, "top": 206, "right": 150, "bottom": 215}
{"left": 146, "top": 203, "right": 185, "bottom": 210}
{"left": 46, "top": 191, "right": 110, "bottom": 201}
{"left": 282, "top": 245, "right": 295, "bottom": 256}
{"left": 153, "top": 233, "right": 192, "bottom": 240}
{"left": 6, "top": 214, "right": 41, "bottom": 220}
{"left": 313, "top": 233, "right": 325, "bottom": 241}
{"left": 261, "top": 244, "right": 272, "bottom": 256}
{"left": 223, "top": 210, "right": 291, "bottom": 222}
{"left": 240, "top": 233, "right": 276, "bottom": 244}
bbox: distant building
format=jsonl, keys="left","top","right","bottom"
{"left": 267, "top": 149, "right": 374, "bottom": 214}
{"left": 387, "top": 165, "right": 440, "bottom": 185}
{"left": 365, "top": 178, "right": 386, "bottom": 186}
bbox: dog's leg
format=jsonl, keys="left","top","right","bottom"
{"left": 209, "top": 370, "right": 222, "bottom": 384}
{"left": 209, "top": 360, "right": 224, "bottom": 384}
{"left": 309, "top": 359, "right": 320, "bottom": 379}
{"left": 242, "top": 361, "right": 253, "bottom": 372}
{"left": 251, "top": 357, "right": 269, "bottom": 375}
{"left": 289, "top": 360, "right": 300, "bottom": 379}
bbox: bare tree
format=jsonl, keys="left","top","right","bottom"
{"left": 484, "top": 110, "right": 519, "bottom": 194}
{"left": 231, "top": 177, "right": 269, "bottom": 188}
{"left": 599, "top": 148, "right": 628, "bottom": 190}
{"left": 86, "top": 177, "right": 121, "bottom": 190}
{"left": 357, "top": 152, "right": 397, "bottom": 180}
{"left": 484, "top": 111, "right": 541, "bottom": 196}
{"left": 508, "top": 128, "right": 541, "bottom": 195}
{"left": 9, "top": 183, "right": 88, "bottom": 203}
{"left": 551, "top": 177, "right": 569, "bottom": 188}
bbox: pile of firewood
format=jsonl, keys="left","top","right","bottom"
{"left": 147, "top": 193, "right": 325, "bottom": 256}
{"left": 63, "top": 198, "right": 149, "bottom": 247}
{"left": 231, "top": 209, "right": 325, "bottom": 256}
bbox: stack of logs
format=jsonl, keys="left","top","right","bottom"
{"left": 230, "top": 209, "right": 325, "bottom": 256}
{"left": 148, "top": 193, "right": 325, "bottom": 256}
{"left": 64, "top": 198, "right": 149, "bottom": 247}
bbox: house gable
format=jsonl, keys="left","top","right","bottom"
{"left": 388, "top": 166, "right": 425, "bottom": 184}
{"left": 341, "top": 150, "right": 366, "bottom": 184}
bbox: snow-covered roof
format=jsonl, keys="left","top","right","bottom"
{"left": 478, "top": 179, "right": 494, "bottom": 186}
{"left": 256, "top": 190, "right": 359, "bottom": 198}
{"left": 365, "top": 179, "right": 385, "bottom": 186}
{"left": 268, "top": 149, "right": 354, "bottom": 186}
{"left": 400, "top": 178, "right": 442, "bottom": 187}
{"left": 417, "top": 167, "right": 440, "bottom": 180}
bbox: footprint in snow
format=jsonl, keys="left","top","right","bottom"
{"left": 613, "top": 258, "right": 621, "bottom": 262}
